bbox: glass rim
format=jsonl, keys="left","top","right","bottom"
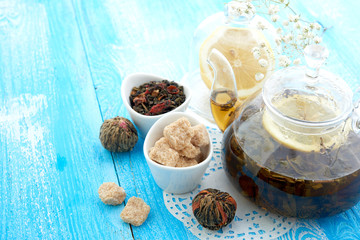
{"left": 263, "top": 94, "right": 353, "bottom": 128}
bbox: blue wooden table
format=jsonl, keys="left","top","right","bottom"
{"left": 1, "top": 0, "right": 360, "bottom": 239}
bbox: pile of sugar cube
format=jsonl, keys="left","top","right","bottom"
{"left": 149, "top": 117, "right": 210, "bottom": 167}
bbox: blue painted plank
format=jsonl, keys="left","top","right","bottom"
{"left": 0, "top": 0, "right": 131, "bottom": 239}
{"left": 70, "top": 0, "right": 225, "bottom": 239}
{"left": 70, "top": 0, "right": 360, "bottom": 239}
{"left": 287, "top": 1, "right": 360, "bottom": 240}
{"left": 1, "top": 0, "right": 360, "bottom": 239}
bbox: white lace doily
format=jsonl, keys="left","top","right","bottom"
{"left": 163, "top": 127, "right": 297, "bottom": 240}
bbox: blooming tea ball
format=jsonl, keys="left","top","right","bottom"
{"left": 192, "top": 188, "right": 237, "bottom": 230}
{"left": 99, "top": 116, "right": 138, "bottom": 152}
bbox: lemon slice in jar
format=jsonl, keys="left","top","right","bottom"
{"left": 199, "top": 26, "right": 275, "bottom": 101}
{"left": 262, "top": 94, "right": 350, "bottom": 153}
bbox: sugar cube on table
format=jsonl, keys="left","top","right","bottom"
{"left": 120, "top": 197, "right": 150, "bottom": 226}
{"left": 98, "top": 182, "right": 126, "bottom": 206}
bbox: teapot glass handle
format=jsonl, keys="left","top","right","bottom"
{"left": 352, "top": 86, "right": 360, "bottom": 134}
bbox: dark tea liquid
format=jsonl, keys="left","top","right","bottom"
{"left": 222, "top": 111, "right": 360, "bottom": 218}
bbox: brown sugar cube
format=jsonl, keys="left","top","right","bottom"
{"left": 153, "top": 137, "right": 171, "bottom": 149}
{"left": 120, "top": 196, "right": 150, "bottom": 226}
{"left": 163, "top": 117, "right": 194, "bottom": 150}
{"left": 191, "top": 124, "right": 210, "bottom": 147}
{"left": 178, "top": 143, "right": 201, "bottom": 159}
{"left": 176, "top": 156, "right": 198, "bottom": 168}
{"left": 149, "top": 139, "right": 179, "bottom": 167}
{"left": 194, "top": 152, "right": 204, "bottom": 163}
{"left": 98, "top": 182, "right": 126, "bottom": 206}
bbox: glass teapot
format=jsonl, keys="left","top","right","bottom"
{"left": 219, "top": 44, "right": 360, "bottom": 218}
{"left": 183, "top": 0, "right": 277, "bottom": 120}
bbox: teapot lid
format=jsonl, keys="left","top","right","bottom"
{"left": 263, "top": 45, "right": 353, "bottom": 126}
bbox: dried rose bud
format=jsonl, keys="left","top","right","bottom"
{"left": 99, "top": 116, "right": 138, "bottom": 152}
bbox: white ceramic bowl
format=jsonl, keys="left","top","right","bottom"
{"left": 143, "top": 112, "right": 213, "bottom": 194}
{"left": 121, "top": 73, "right": 192, "bottom": 138}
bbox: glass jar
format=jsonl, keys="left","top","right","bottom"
{"left": 222, "top": 45, "right": 360, "bottom": 218}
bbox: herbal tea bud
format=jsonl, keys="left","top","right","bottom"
{"left": 99, "top": 116, "right": 138, "bottom": 152}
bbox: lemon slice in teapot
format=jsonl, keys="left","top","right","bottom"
{"left": 262, "top": 94, "right": 351, "bottom": 153}
{"left": 199, "top": 26, "right": 275, "bottom": 101}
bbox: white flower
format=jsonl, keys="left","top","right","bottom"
{"left": 228, "top": 1, "right": 255, "bottom": 18}
{"left": 279, "top": 55, "right": 291, "bottom": 67}
{"left": 282, "top": 20, "right": 289, "bottom": 26}
{"left": 293, "top": 58, "right": 301, "bottom": 65}
{"left": 276, "top": 27, "right": 283, "bottom": 34}
{"left": 259, "top": 59, "right": 268, "bottom": 67}
{"left": 256, "top": 21, "right": 267, "bottom": 30}
{"left": 255, "top": 73, "right": 264, "bottom": 81}
{"left": 295, "top": 22, "right": 302, "bottom": 29}
{"left": 294, "top": 15, "right": 300, "bottom": 22}
{"left": 284, "top": 34, "right": 293, "bottom": 43}
{"left": 288, "top": 14, "right": 300, "bottom": 22}
{"left": 306, "top": 32, "right": 315, "bottom": 39}
{"left": 302, "top": 26, "right": 310, "bottom": 34}
{"left": 268, "top": 4, "right": 280, "bottom": 15}
{"left": 297, "top": 34, "right": 304, "bottom": 41}
{"left": 314, "top": 22, "right": 321, "bottom": 30}
{"left": 271, "top": 15, "right": 280, "bottom": 22}
{"left": 275, "top": 37, "right": 282, "bottom": 46}
{"left": 314, "top": 36, "right": 322, "bottom": 44}
{"left": 246, "top": 2, "right": 255, "bottom": 12}
{"left": 259, "top": 42, "right": 266, "bottom": 48}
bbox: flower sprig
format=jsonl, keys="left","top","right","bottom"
{"left": 233, "top": 0, "right": 325, "bottom": 68}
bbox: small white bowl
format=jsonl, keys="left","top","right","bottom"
{"left": 121, "top": 73, "right": 192, "bottom": 138}
{"left": 143, "top": 112, "right": 213, "bottom": 194}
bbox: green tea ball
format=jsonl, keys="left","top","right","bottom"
{"left": 192, "top": 188, "right": 237, "bottom": 230}
{"left": 99, "top": 116, "right": 138, "bottom": 152}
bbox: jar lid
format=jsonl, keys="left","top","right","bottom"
{"left": 263, "top": 45, "right": 353, "bottom": 126}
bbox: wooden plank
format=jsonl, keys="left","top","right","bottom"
{"left": 71, "top": 0, "right": 360, "bottom": 239}
{"left": 290, "top": 1, "right": 360, "bottom": 240}
{"left": 293, "top": 0, "right": 360, "bottom": 90}
{"left": 71, "top": 0, "right": 224, "bottom": 239}
{"left": 0, "top": 0, "right": 132, "bottom": 239}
